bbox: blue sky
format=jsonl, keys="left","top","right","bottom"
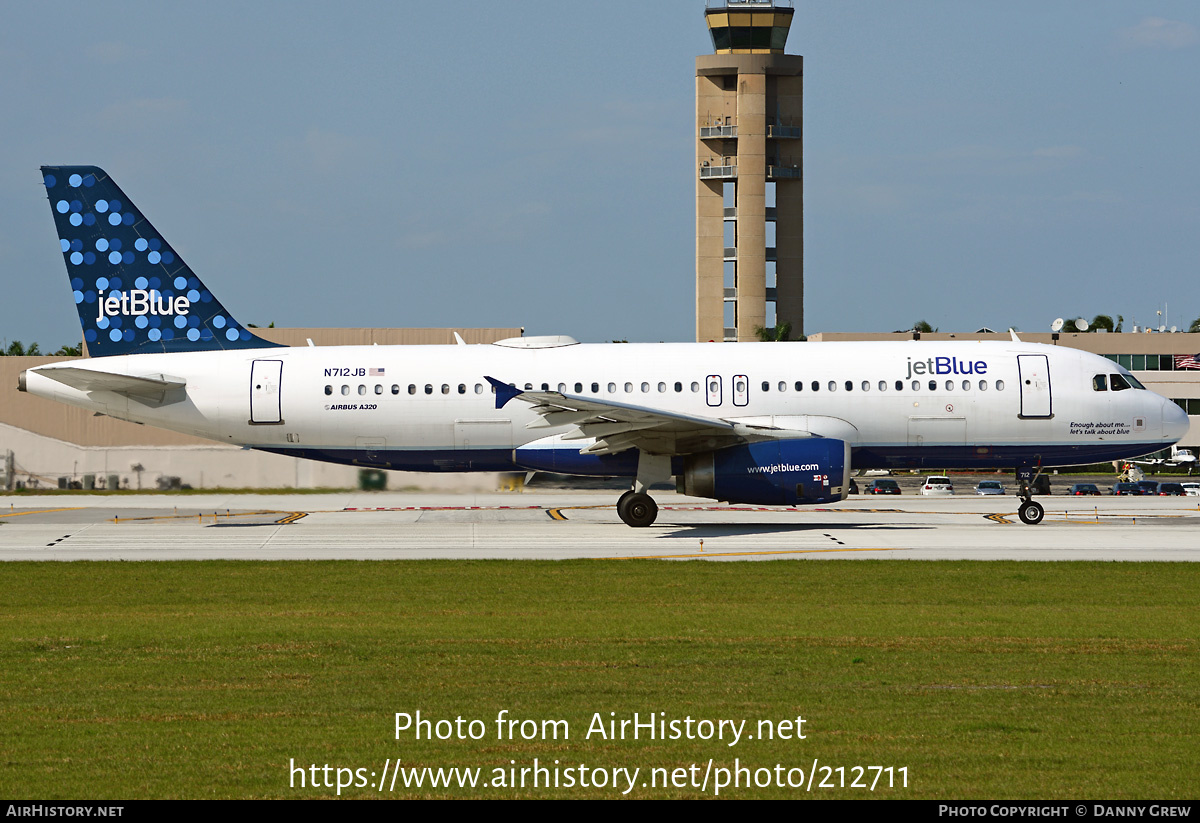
{"left": 2, "top": 1, "right": 1198, "bottom": 347}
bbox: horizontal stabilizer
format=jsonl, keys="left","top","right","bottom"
{"left": 35, "top": 366, "right": 186, "bottom": 405}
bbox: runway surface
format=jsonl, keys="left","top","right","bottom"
{"left": 2, "top": 491, "right": 1198, "bottom": 561}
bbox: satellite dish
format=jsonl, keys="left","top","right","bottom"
{"left": 1159, "top": 325, "right": 1167, "bottom": 333}
{"left": 1075, "top": 319, "right": 1089, "bottom": 331}
{"left": 1051, "top": 318, "right": 1065, "bottom": 332}
{"left": 1171, "top": 326, "right": 1178, "bottom": 333}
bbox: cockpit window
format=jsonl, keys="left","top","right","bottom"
{"left": 1125, "top": 373, "right": 1146, "bottom": 390}
{"left": 1093, "top": 375, "right": 1107, "bottom": 392}
{"left": 1110, "top": 374, "right": 1132, "bottom": 391}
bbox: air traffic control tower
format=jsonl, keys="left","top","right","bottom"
{"left": 696, "top": 0, "right": 803, "bottom": 342}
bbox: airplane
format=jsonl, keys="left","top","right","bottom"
{"left": 18, "top": 166, "right": 1191, "bottom": 527}
{"left": 1133, "top": 445, "right": 1197, "bottom": 473}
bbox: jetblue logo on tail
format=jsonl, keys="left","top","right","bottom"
{"left": 42, "top": 165, "right": 279, "bottom": 356}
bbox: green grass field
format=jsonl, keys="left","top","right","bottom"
{"left": 1, "top": 560, "right": 1196, "bottom": 798}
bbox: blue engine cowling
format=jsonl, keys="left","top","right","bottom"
{"left": 678, "top": 438, "right": 850, "bottom": 506}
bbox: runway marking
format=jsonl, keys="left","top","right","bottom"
{"left": 0, "top": 507, "right": 86, "bottom": 519}
{"left": 110, "top": 510, "right": 291, "bottom": 524}
{"left": 274, "top": 512, "right": 308, "bottom": 525}
{"left": 613, "top": 547, "right": 909, "bottom": 560}
{"left": 985, "top": 511, "right": 1190, "bottom": 525}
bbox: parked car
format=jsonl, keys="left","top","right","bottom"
{"left": 1156, "top": 482, "right": 1186, "bottom": 496}
{"left": 1067, "top": 483, "right": 1101, "bottom": 496}
{"left": 1136, "top": 481, "right": 1159, "bottom": 495}
{"left": 1182, "top": 482, "right": 1200, "bottom": 497}
{"left": 920, "top": 476, "right": 954, "bottom": 496}
{"left": 864, "top": 478, "right": 901, "bottom": 495}
{"left": 974, "top": 480, "right": 1005, "bottom": 495}
{"left": 1111, "top": 482, "right": 1143, "bottom": 495}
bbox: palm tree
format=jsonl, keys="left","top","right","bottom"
{"left": 1, "top": 341, "right": 41, "bottom": 356}
{"left": 753, "top": 321, "right": 792, "bottom": 342}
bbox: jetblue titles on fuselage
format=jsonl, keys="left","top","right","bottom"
{"left": 906, "top": 356, "right": 988, "bottom": 379}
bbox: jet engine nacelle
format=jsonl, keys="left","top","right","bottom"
{"left": 678, "top": 438, "right": 851, "bottom": 506}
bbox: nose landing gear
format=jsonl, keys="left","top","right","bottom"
{"left": 1016, "top": 464, "right": 1046, "bottom": 525}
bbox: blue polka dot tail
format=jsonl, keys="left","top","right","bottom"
{"left": 40, "top": 165, "right": 282, "bottom": 357}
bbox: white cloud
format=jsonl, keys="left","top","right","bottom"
{"left": 1118, "top": 17, "right": 1199, "bottom": 51}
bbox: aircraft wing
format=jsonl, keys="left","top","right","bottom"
{"left": 485, "top": 376, "right": 812, "bottom": 456}
{"left": 34, "top": 366, "right": 186, "bottom": 405}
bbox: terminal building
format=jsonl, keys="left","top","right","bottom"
{"left": 696, "top": 0, "right": 804, "bottom": 342}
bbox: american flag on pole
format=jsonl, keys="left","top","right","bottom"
{"left": 1174, "top": 354, "right": 1200, "bottom": 370}
{"left": 369, "top": 367, "right": 386, "bottom": 376}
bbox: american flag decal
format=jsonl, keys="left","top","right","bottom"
{"left": 1174, "top": 355, "right": 1200, "bottom": 370}
{"left": 369, "top": 367, "right": 386, "bottom": 376}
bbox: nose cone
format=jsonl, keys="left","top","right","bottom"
{"left": 1164, "top": 397, "right": 1191, "bottom": 444}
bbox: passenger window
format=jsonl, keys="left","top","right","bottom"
{"left": 625, "top": 382, "right": 634, "bottom": 393}
{"left": 641, "top": 382, "right": 650, "bottom": 392}
{"left": 408, "top": 384, "right": 416, "bottom": 395}
{"left": 828, "top": 381, "right": 837, "bottom": 392}
{"left": 778, "top": 381, "right": 786, "bottom": 392}
{"left": 844, "top": 381, "right": 852, "bottom": 392}
{"left": 926, "top": 380, "right": 935, "bottom": 391}
{"left": 945, "top": 380, "right": 953, "bottom": 391}
{"left": 458, "top": 384, "right": 466, "bottom": 394}
{"left": 358, "top": 385, "right": 367, "bottom": 396}
{"left": 558, "top": 383, "right": 567, "bottom": 392}
{"left": 895, "top": 380, "right": 903, "bottom": 391}
{"left": 762, "top": 381, "right": 770, "bottom": 392}
{"left": 978, "top": 380, "right": 987, "bottom": 391}
{"left": 591, "top": 382, "right": 600, "bottom": 393}
{"left": 862, "top": 381, "right": 870, "bottom": 392}
{"left": 441, "top": 384, "right": 450, "bottom": 395}
{"left": 324, "top": 385, "right": 332, "bottom": 396}
{"left": 424, "top": 384, "right": 433, "bottom": 395}
{"left": 795, "top": 381, "right": 803, "bottom": 391}
{"left": 475, "top": 384, "right": 483, "bottom": 394}
{"left": 608, "top": 382, "right": 616, "bottom": 393}
{"left": 996, "top": 380, "right": 1005, "bottom": 391}
{"left": 1110, "top": 374, "right": 1132, "bottom": 391}
{"left": 911, "top": 380, "right": 920, "bottom": 391}
{"left": 574, "top": 383, "right": 583, "bottom": 393}
{"left": 391, "top": 385, "right": 400, "bottom": 395}
{"left": 375, "top": 384, "right": 383, "bottom": 395}
{"left": 962, "top": 380, "right": 970, "bottom": 391}
{"left": 879, "top": 381, "right": 887, "bottom": 391}
{"left": 811, "top": 381, "right": 819, "bottom": 392}
{"left": 525, "top": 383, "right": 533, "bottom": 391}
{"left": 658, "top": 382, "right": 667, "bottom": 392}
{"left": 341, "top": 385, "right": 350, "bottom": 396}
{"left": 691, "top": 382, "right": 700, "bottom": 392}
{"left": 674, "top": 382, "right": 683, "bottom": 392}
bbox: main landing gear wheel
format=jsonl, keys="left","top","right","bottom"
{"left": 618, "top": 492, "right": 658, "bottom": 528}
{"left": 1018, "top": 501, "right": 1045, "bottom": 525}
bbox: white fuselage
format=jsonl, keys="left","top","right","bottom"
{"left": 24, "top": 340, "right": 1190, "bottom": 473}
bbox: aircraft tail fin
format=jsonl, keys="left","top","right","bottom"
{"left": 40, "top": 166, "right": 280, "bottom": 356}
